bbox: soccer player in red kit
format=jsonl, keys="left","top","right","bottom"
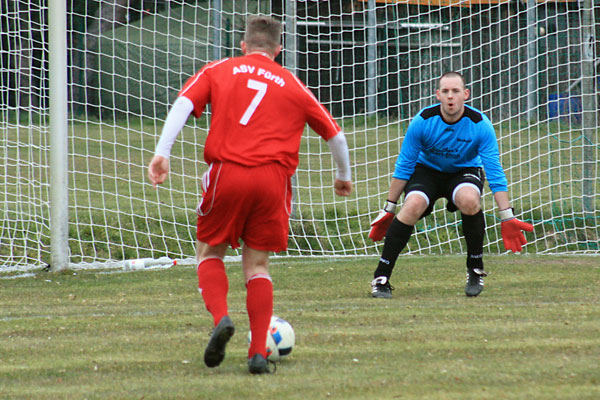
{"left": 148, "top": 16, "right": 352, "bottom": 374}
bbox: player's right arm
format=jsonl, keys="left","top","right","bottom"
{"left": 148, "top": 96, "right": 194, "bottom": 188}
{"left": 148, "top": 60, "right": 219, "bottom": 188}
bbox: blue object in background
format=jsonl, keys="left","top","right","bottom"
{"left": 548, "top": 93, "right": 582, "bottom": 123}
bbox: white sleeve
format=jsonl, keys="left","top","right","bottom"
{"left": 154, "top": 96, "right": 195, "bottom": 159}
{"left": 327, "top": 131, "right": 351, "bottom": 182}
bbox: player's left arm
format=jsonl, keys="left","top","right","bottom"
{"left": 298, "top": 78, "right": 352, "bottom": 197}
{"left": 327, "top": 131, "right": 352, "bottom": 196}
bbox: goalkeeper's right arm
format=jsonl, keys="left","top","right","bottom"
{"left": 368, "top": 178, "right": 406, "bottom": 241}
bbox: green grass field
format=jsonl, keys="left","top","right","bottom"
{"left": 2, "top": 118, "right": 599, "bottom": 398}
{"left": 1, "top": 255, "right": 598, "bottom": 399}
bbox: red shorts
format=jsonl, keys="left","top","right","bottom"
{"left": 196, "top": 162, "right": 292, "bottom": 252}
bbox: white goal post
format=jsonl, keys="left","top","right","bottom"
{"left": 1, "top": 0, "right": 599, "bottom": 272}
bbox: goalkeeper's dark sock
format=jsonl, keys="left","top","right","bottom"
{"left": 461, "top": 210, "right": 485, "bottom": 269}
{"left": 374, "top": 218, "right": 414, "bottom": 279}
{"left": 246, "top": 274, "right": 273, "bottom": 359}
{"left": 197, "top": 258, "right": 229, "bottom": 327}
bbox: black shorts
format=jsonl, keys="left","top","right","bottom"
{"left": 404, "top": 164, "right": 485, "bottom": 218}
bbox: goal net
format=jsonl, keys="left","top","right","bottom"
{"left": 1, "top": 0, "right": 599, "bottom": 272}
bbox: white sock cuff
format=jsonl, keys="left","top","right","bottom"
{"left": 246, "top": 273, "right": 272, "bottom": 285}
{"left": 196, "top": 256, "right": 224, "bottom": 273}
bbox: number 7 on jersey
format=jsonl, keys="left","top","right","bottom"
{"left": 239, "top": 79, "right": 268, "bottom": 126}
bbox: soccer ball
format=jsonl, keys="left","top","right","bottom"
{"left": 248, "top": 316, "right": 295, "bottom": 362}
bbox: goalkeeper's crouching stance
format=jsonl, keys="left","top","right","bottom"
{"left": 368, "top": 71, "right": 533, "bottom": 299}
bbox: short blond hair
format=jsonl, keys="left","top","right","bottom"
{"left": 244, "top": 16, "right": 282, "bottom": 54}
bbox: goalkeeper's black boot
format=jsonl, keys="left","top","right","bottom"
{"left": 204, "top": 315, "right": 235, "bottom": 368}
{"left": 465, "top": 267, "right": 487, "bottom": 297}
{"left": 248, "top": 354, "right": 273, "bottom": 374}
{"left": 371, "top": 276, "right": 394, "bottom": 299}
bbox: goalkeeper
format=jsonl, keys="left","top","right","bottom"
{"left": 369, "top": 71, "right": 532, "bottom": 299}
{"left": 148, "top": 16, "right": 352, "bottom": 374}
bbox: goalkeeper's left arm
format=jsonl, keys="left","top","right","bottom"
{"left": 493, "top": 191, "right": 534, "bottom": 252}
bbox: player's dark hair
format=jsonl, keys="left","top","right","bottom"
{"left": 439, "top": 71, "right": 467, "bottom": 89}
{"left": 244, "top": 16, "right": 282, "bottom": 54}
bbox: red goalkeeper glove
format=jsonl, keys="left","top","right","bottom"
{"left": 368, "top": 200, "right": 397, "bottom": 242}
{"left": 500, "top": 208, "right": 534, "bottom": 253}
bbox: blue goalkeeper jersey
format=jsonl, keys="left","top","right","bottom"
{"left": 393, "top": 104, "right": 508, "bottom": 193}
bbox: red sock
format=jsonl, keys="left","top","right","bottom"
{"left": 197, "top": 258, "right": 229, "bottom": 327}
{"left": 246, "top": 274, "right": 273, "bottom": 359}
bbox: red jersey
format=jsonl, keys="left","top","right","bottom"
{"left": 178, "top": 53, "right": 341, "bottom": 177}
